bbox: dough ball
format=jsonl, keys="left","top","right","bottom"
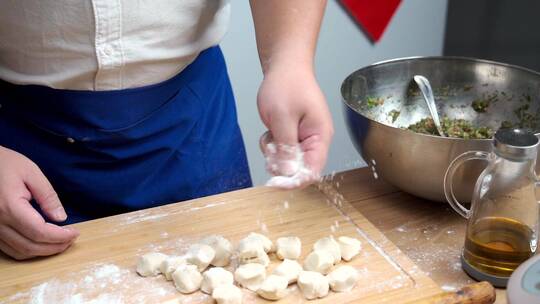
{"left": 160, "top": 256, "right": 186, "bottom": 281}
{"left": 303, "top": 250, "right": 334, "bottom": 275}
{"left": 327, "top": 265, "right": 358, "bottom": 292}
{"left": 237, "top": 237, "right": 270, "bottom": 267}
{"left": 256, "top": 274, "right": 289, "bottom": 300}
{"left": 297, "top": 271, "right": 329, "bottom": 300}
{"left": 201, "top": 235, "right": 233, "bottom": 267}
{"left": 234, "top": 263, "right": 266, "bottom": 292}
{"left": 136, "top": 252, "right": 168, "bottom": 277}
{"left": 212, "top": 284, "right": 243, "bottom": 304}
{"left": 241, "top": 249, "right": 270, "bottom": 267}
{"left": 186, "top": 244, "right": 215, "bottom": 272}
{"left": 276, "top": 236, "right": 301, "bottom": 260}
{"left": 246, "top": 232, "right": 275, "bottom": 253}
{"left": 272, "top": 259, "right": 302, "bottom": 284}
{"left": 172, "top": 264, "right": 203, "bottom": 294}
{"left": 201, "top": 267, "right": 234, "bottom": 294}
{"left": 337, "top": 236, "right": 361, "bottom": 261}
{"left": 313, "top": 236, "right": 341, "bottom": 264}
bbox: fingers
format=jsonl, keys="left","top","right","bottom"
{"left": 261, "top": 109, "right": 302, "bottom": 176}
{"left": 8, "top": 198, "right": 79, "bottom": 244}
{"left": 0, "top": 225, "right": 73, "bottom": 259}
{"left": 260, "top": 131, "right": 304, "bottom": 177}
{"left": 0, "top": 238, "right": 27, "bottom": 260}
{"left": 23, "top": 164, "right": 67, "bottom": 222}
{"left": 0, "top": 147, "right": 78, "bottom": 259}
{"left": 300, "top": 134, "right": 331, "bottom": 177}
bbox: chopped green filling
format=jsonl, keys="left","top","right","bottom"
{"left": 407, "top": 117, "right": 494, "bottom": 139}
{"left": 388, "top": 110, "right": 400, "bottom": 123}
{"left": 471, "top": 99, "right": 489, "bottom": 112}
{"left": 366, "top": 96, "right": 384, "bottom": 108}
{"left": 500, "top": 121, "right": 513, "bottom": 129}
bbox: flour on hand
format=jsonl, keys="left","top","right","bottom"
{"left": 264, "top": 143, "right": 318, "bottom": 189}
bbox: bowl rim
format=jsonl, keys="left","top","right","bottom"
{"left": 340, "top": 55, "right": 540, "bottom": 142}
{"left": 368, "top": 55, "right": 540, "bottom": 77}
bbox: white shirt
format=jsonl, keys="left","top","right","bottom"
{"left": 0, "top": 0, "right": 230, "bottom": 91}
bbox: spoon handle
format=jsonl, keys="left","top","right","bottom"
{"left": 414, "top": 75, "right": 446, "bottom": 137}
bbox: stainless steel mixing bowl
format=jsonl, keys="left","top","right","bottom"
{"left": 341, "top": 57, "right": 540, "bottom": 202}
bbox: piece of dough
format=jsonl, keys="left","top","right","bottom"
{"left": 201, "top": 267, "right": 234, "bottom": 294}
{"left": 212, "top": 284, "right": 243, "bottom": 304}
{"left": 201, "top": 235, "right": 233, "bottom": 267}
{"left": 327, "top": 265, "right": 359, "bottom": 292}
{"left": 136, "top": 252, "right": 168, "bottom": 277}
{"left": 234, "top": 263, "right": 266, "bottom": 292}
{"left": 186, "top": 244, "right": 215, "bottom": 272}
{"left": 245, "top": 232, "right": 275, "bottom": 253}
{"left": 276, "top": 236, "right": 301, "bottom": 260}
{"left": 237, "top": 237, "right": 270, "bottom": 267}
{"left": 313, "top": 236, "right": 341, "bottom": 264}
{"left": 297, "top": 271, "right": 329, "bottom": 300}
{"left": 241, "top": 250, "right": 269, "bottom": 267}
{"left": 257, "top": 275, "right": 289, "bottom": 300}
{"left": 172, "top": 264, "right": 203, "bottom": 294}
{"left": 303, "top": 250, "right": 334, "bottom": 274}
{"left": 337, "top": 236, "right": 361, "bottom": 261}
{"left": 272, "top": 259, "right": 302, "bottom": 284}
{"left": 160, "top": 256, "right": 186, "bottom": 280}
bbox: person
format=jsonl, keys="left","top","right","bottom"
{"left": 0, "top": 1, "right": 333, "bottom": 260}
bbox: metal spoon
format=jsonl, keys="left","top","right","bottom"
{"left": 414, "top": 75, "right": 446, "bottom": 137}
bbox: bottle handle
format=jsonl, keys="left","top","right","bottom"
{"left": 443, "top": 151, "right": 490, "bottom": 219}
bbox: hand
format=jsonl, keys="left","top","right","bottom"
{"left": 0, "top": 146, "right": 78, "bottom": 260}
{"left": 257, "top": 64, "right": 334, "bottom": 188}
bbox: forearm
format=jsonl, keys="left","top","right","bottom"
{"left": 249, "top": 0, "right": 327, "bottom": 74}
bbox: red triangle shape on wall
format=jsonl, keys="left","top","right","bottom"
{"left": 340, "top": 0, "right": 402, "bottom": 43}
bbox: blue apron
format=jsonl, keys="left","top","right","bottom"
{"left": 0, "top": 46, "right": 252, "bottom": 224}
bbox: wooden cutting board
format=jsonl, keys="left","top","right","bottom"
{"left": 0, "top": 181, "right": 441, "bottom": 303}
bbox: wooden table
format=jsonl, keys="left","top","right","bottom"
{"left": 0, "top": 168, "right": 504, "bottom": 303}
{"left": 332, "top": 168, "right": 507, "bottom": 304}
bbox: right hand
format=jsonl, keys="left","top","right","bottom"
{"left": 0, "top": 146, "right": 79, "bottom": 260}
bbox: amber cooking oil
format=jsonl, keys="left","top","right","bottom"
{"left": 463, "top": 216, "right": 535, "bottom": 277}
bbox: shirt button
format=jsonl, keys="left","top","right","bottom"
{"left": 101, "top": 45, "right": 113, "bottom": 57}
{"left": 66, "top": 137, "right": 75, "bottom": 144}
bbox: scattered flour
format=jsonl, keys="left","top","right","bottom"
{"left": 121, "top": 213, "right": 168, "bottom": 225}
{"left": 6, "top": 264, "right": 177, "bottom": 304}
{"left": 396, "top": 226, "right": 407, "bottom": 233}
{"left": 260, "top": 223, "right": 269, "bottom": 234}
{"left": 441, "top": 284, "right": 458, "bottom": 292}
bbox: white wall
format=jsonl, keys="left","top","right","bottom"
{"left": 221, "top": 0, "right": 448, "bottom": 185}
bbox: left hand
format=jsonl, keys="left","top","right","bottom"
{"left": 257, "top": 63, "right": 334, "bottom": 188}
